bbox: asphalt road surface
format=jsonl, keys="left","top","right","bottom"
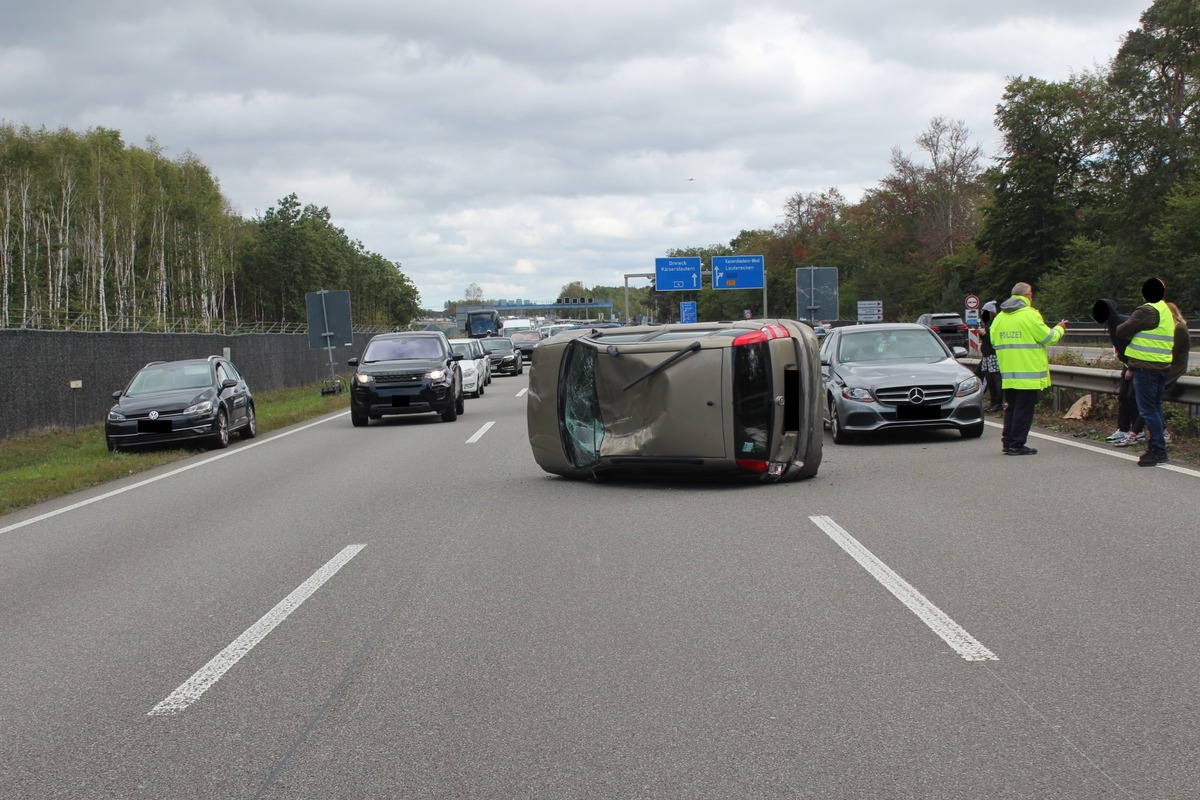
{"left": 3, "top": 372, "right": 1198, "bottom": 799}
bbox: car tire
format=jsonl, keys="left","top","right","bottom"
{"left": 455, "top": 383, "right": 465, "bottom": 415}
{"left": 830, "top": 403, "right": 855, "bottom": 445}
{"left": 441, "top": 400, "right": 458, "bottom": 422}
{"left": 211, "top": 409, "right": 230, "bottom": 449}
{"left": 961, "top": 421, "right": 984, "bottom": 439}
{"left": 351, "top": 407, "right": 368, "bottom": 427}
{"left": 106, "top": 435, "right": 119, "bottom": 453}
{"left": 240, "top": 404, "right": 257, "bottom": 439}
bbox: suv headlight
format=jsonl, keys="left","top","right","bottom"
{"left": 184, "top": 399, "right": 214, "bottom": 415}
{"left": 355, "top": 373, "right": 375, "bottom": 385}
{"left": 428, "top": 368, "right": 448, "bottom": 383}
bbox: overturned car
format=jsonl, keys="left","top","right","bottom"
{"left": 526, "top": 320, "right": 823, "bottom": 482}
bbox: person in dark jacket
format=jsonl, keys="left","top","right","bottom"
{"left": 1092, "top": 298, "right": 1137, "bottom": 444}
{"left": 978, "top": 303, "right": 1002, "bottom": 413}
{"left": 1116, "top": 278, "right": 1173, "bottom": 466}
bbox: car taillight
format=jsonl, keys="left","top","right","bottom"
{"left": 733, "top": 324, "right": 789, "bottom": 347}
{"left": 957, "top": 324, "right": 968, "bottom": 332}
{"left": 736, "top": 459, "right": 768, "bottom": 473}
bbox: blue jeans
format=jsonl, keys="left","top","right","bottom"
{"left": 1132, "top": 368, "right": 1168, "bottom": 453}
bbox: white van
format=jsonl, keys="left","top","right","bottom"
{"left": 501, "top": 318, "right": 534, "bottom": 332}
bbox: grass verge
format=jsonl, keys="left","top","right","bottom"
{"left": 0, "top": 384, "right": 348, "bottom": 516}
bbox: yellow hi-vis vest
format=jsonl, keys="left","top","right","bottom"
{"left": 1127, "top": 300, "right": 1173, "bottom": 364}
{"left": 991, "top": 298, "right": 1064, "bottom": 390}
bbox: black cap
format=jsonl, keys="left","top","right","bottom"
{"left": 1142, "top": 278, "right": 1166, "bottom": 303}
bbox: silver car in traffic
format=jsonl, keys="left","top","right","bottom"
{"left": 819, "top": 323, "right": 984, "bottom": 443}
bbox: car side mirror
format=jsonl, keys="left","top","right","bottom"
{"left": 221, "top": 378, "right": 238, "bottom": 389}
{"left": 952, "top": 347, "right": 967, "bottom": 358}
{"left": 451, "top": 353, "right": 463, "bottom": 361}
{"left": 112, "top": 389, "right": 122, "bottom": 399}
{"left": 819, "top": 355, "right": 830, "bottom": 367}
{"left": 347, "top": 357, "right": 359, "bottom": 367}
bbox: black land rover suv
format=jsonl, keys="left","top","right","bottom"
{"left": 348, "top": 331, "right": 464, "bottom": 425}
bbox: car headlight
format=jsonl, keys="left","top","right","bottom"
{"left": 840, "top": 387, "right": 874, "bottom": 402}
{"left": 355, "top": 373, "right": 375, "bottom": 385}
{"left": 956, "top": 376, "right": 981, "bottom": 397}
{"left": 461, "top": 364, "right": 477, "bottom": 376}
{"left": 184, "top": 399, "right": 214, "bottom": 415}
{"left": 428, "top": 368, "right": 448, "bottom": 383}
{"left": 107, "top": 409, "right": 126, "bottom": 422}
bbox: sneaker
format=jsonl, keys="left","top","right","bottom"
{"left": 1106, "top": 429, "right": 1128, "bottom": 442}
{"left": 1137, "top": 449, "right": 1169, "bottom": 467}
{"left": 1005, "top": 445, "right": 1038, "bottom": 456}
{"left": 1114, "top": 432, "right": 1142, "bottom": 447}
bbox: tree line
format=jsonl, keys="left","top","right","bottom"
{"left": 0, "top": 126, "right": 419, "bottom": 332}
{"left": 7, "top": 1, "right": 1196, "bottom": 332}
{"left": 511, "top": 0, "right": 1198, "bottom": 324}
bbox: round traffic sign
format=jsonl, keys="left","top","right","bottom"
{"left": 965, "top": 294, "right": 980, "bottom": 310}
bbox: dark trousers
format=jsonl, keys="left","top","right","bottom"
{"left": 1001, "top": 388, "right": 1039, "bottom": 451}
{"left": 1118, "top": 371, "right": 1138, "bottom": 431}
{"left": 1132, "top": 368, "right": 1168, "bottom": 454}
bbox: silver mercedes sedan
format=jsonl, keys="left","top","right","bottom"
{"left": 819, "top": 323, "right": 984, "bottom": 444}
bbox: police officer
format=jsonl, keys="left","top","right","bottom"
{"left": 990, "top": 282, "right": 1067, "bottom": 455}
{"left": 1116, "top": 278, "right": 1173, "bottom": 466}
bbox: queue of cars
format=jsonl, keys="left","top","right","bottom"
{"left": 102, "top": 315, "right": 990, "bottom": 476}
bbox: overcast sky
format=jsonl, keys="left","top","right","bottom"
{"left": 3, "top": 1, "right": 1150, "bottom": 310}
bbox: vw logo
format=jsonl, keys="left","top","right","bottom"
{"left": 149, "top": 411, "right": 159, "bottom": 420}
{"left": 907, "top": 388, "right": 926, "bottom": 404}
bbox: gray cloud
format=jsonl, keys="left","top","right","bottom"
{"left": 3, "top": 0, "right": 1148, "bottom": 308}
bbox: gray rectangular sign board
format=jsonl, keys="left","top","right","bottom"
{"left": 306, "top": 290, "right": 354, "bottom": 350}
{"left": 795, "top": 267, "right": 839, "bottom": 322}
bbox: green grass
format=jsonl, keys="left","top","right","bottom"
{"left": 0, "top": 383, "right": 349, "bottom": 516}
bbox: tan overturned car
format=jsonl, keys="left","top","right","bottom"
{"left": 526, "top": 319, "right": 823, "bottom": 482}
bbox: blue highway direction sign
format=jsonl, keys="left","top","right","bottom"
{"left": 655, "top": 257, "right": 702, "bottom": 291}
{"left": 711, "top": 255, "right": 764, "bottom": 290}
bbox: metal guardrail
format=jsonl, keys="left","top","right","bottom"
{"left": 963, "top": 359, "right": 1200, "bottom": 415}
{"left": 1049, "top": 365, "right": 1200, "bottom": 407}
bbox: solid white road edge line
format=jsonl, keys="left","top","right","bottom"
{"left": 148, "top": 543, "right": 366, "bottom": 715}
{"left": 466, "top": 421, "right": 496, "bottom": 444}
{"left": 809, "top": 515, "right": 998, "bottom": 662}
{"left": 0, "top": 412, "right": 349, "bottom": 537}
{"left": 983, "top": 420, "right": 1200, "bottom": 477}
{"left": 516, "top": 388, "right": 528, "bottom": 397}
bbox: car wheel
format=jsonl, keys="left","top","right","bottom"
{"left": 455, "top": 383, "right": 465, "bottom": 415}
{"left": 240, "top": 403, "right": 257, "bottom": 439}
{"left": 961, "top": 421, "right": 985, "bottom": 439}
{"left": 441, "top": 400, "right": 458, "bottom": 422}
{"left": 830, "top": 403, "right": 855, "bottom": 445}
{"left": 211, "top": 409, "right": 230, "bottom": 449}
{"left": 474, "top": 383, "right": 484, "bottom": 398}
{"left": 106, "top": 435, "right": 119, "bottom": 453}
{"left": 351, "top": 407, "right": 368, "bottom": 427}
